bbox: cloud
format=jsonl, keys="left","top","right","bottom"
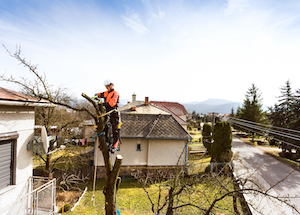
{"left": 224, "top": 0, "right": 250, "bottom": 15}
{"left": 151, "top": 6, "right": 165, "bottom": 19}
{"left": 121, "top": 9, "right": 149, "bottom": 35}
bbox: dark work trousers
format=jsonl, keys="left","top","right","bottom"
{"left": 104, "top": 111, "right": 120, "bottom": 148}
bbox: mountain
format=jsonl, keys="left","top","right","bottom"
{"left": 183, "top": 99, "right": 242, "bottom": 114}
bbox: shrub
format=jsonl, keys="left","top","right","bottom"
{"left": 202, "top": 123, "right": 212, "bottom": 153}
{"left": 211, "top": 122, "right": 233, "bottom": 164}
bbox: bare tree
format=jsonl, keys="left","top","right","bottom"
{"left": 1, "top": 45, "right": 122, "bottom": 215}
{"left": 134, "top": 153, "right": 300, "bottom": 215}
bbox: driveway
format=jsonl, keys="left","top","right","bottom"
{"left": 232, "top": 137, "right": 300, "bottom": 215}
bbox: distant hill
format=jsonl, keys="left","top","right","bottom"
{"left": 183, "top": 99, "right": 242, "bottom": 114}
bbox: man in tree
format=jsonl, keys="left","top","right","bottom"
{"left": 94, "top": 79, "right": 120, "bottom": 153}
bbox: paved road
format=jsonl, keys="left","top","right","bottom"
{"left": 232, "top": 138, "right": 300, "bottom": 215}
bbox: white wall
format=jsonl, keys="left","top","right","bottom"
{"left": 0, "top": 105, "right": 34, "bottom": 210}
{"left": 95, "top": 138, "right": 186, "bottom": 167}
{"left": 95, "top": 138, "right": 149, "bottom": 166}
{"left": 148, "top": 139, "right": 186, "bottom": 166}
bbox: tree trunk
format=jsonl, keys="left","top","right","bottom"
{"left": 166, "top": 187, "right": 174, "bottom": 215}
{"left": 45, "top": 154, "right": 51, "bottom": 177}
{"left": 81, "top": 93, "right": 124, "bottom": 215}
{"left": 103, "top": 154, "right": 123, "bottom": 214}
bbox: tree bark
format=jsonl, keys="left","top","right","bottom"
{"left": 166, "top": 187, "right": 174, "bottom": 215}
{"left": 104, "top": 155, "right": 123, "bottom": 215}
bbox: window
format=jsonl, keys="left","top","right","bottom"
{"left": 0, "top": 132, "right": 18, "bottom": 190}
{"left": 137, "top": 143, "right": 141, "bottom": 151}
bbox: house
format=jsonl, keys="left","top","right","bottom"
{"left": 83, "top": 119, "right": 96, "bottom": 145}
{"left": 94, "top": 102, "right": 192, "bottom": 177}
{"left": 120, "top": 94, "right": 189, "bottom": 130}
{"left": 149, "top": 101, "right": 189, "bottom": 130}
{"left": 0, "top": 87, "right": 56, "bottom": 214}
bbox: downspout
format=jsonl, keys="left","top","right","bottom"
{"left": 185, "top": 139, "right": 191, "bottom": 175}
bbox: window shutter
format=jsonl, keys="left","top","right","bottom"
{"left": 0, "top": 141, "right": 13, "bottom": 189}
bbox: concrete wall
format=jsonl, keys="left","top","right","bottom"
{"left": 0, "top": 105, "right": 34, "bottom": 210}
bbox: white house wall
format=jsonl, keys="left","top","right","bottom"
{"left": 95, "top": 138, "right": 149, "bottom": 166}
{"left": 0, "top": 105, "right": 34, "bottom": 210}
{"left": 95, "top": 138, "right": 186, "bottom": 167}
{"left": 147, "top": 139, "right": 186, "bottom": 166}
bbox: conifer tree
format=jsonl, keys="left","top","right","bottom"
{"left": 211, "top": 122, "right": 232, "bottom": 167}
{"left": 238, "top": 83, "right": 266, "bottom": 141}
{"left": 202, "top": 123, "right": 212, "bottom": 153}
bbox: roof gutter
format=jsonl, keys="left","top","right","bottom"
{"left": 0, "top": 100, "right": 56, "bottom": 107}
{"left": 121, "top": 136, "right": 190, "bottom": 140}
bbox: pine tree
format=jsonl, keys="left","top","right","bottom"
{"left": 268, "top": 80, "right": 298, "bottom": 152}
{"left": 239, "top": 83, "right": 266, "bottom": 141}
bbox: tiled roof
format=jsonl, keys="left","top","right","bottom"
{"left": 121, "top": 104, "right": 171, "bottom": 115}
{"left": 150, "top": 101, "right": 188, "bottom": 115}
{"left": 152, "top": 104, "right": 188, "bottom": 125}
{"left": 120, "top": 113, "right": 191, "bottom": 140}
{"left": 0, "top": 87, "right": 51, "bottom": 106}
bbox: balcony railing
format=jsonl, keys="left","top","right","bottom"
{"left": 0, "top": 176, "right": 56, "bottom": 215}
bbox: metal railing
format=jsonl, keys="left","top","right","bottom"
{"left": 0, "top": 176, "right": 56, "bottom": 215}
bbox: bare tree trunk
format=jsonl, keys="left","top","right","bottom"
{"left": 82, "top": 93, "right": 123, "bottom": 215}
{"left": 166, "top": 187, "right": 174, "bottom": 215}
{"left": 103, "top": 155, "right": 123, "bottom": 214}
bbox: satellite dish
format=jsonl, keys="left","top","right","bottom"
{"left": 41, "top": 126, "right": 49, "bottom": 153}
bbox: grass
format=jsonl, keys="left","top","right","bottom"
{"left": 67, "top": 179, "right": 154, "bottom": 215}
{"left": 188, "top": 153, "right": 211, "bottom": 174}
{"left": 58, "top": 130, "right": 241, "bottom": 214}
{"left": 33, "top": 145, "right": 93, "bottom": 168}
{"left": 66, "top": 151, "right": 240, "bottom": 215}
{"left": 189, "top": 129, "right": 202, "bottom": 142}
{"left": 67, "top": 175, "right": 241, "bottom": 215}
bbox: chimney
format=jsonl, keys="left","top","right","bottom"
{"left": 145, "top": 97, "right": 149, "bottom": 105}
{"left": 132, "top": 94, "right": 136, "bottom": 103}
{"left": 131, "top": 94, "right": 136, "bottom": 111}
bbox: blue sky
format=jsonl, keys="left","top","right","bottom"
{"left": 1, "top": 0, "right": 300, "bottom": 107}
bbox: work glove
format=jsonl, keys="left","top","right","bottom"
{"left": 93, "top": 94, "right": 98, "bottom": 99}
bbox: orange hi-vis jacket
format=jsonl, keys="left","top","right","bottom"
{"left": 97, "top": 89, "right": 119, "bottom": 109}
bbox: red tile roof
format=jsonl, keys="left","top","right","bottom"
{"left": 0, "top": 87, "right": 51, "bottom": 106}
{"left": 150, "top": 101, "right": 188, "bottom": 115}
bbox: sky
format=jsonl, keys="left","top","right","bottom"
{"left": 1, "top": 0, "right": 300, "bottom": 107}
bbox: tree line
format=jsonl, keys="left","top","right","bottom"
{"left": 231, "top": 81, "right": 300, "bottom": 154}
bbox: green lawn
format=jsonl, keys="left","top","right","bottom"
{"left": 33, "top": 145, "right": 93, "bottom": 168}
{"left": 67, "top": 151, "right": 240, "bottom": 215}
{"left": 56, "top": 131, "right": 242, "bottom": 215}
{"left": 67, "top": 174, "right": 240, "bottom": 215}
{"left": 189, "top": 129, "right": 202, "bottom": 142}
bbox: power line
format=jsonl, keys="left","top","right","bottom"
{"left": 229, "top": 117, "right": 300, "bottom": 150}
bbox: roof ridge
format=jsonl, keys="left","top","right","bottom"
{"left": 146, "top": 114, "right": 161, "bottom": 137}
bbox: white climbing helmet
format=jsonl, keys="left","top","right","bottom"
{"left": 103, "top": 79, "right": 112, "bottom": 86}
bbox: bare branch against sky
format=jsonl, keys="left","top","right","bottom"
{"left": 1, "top": 0, "right": 300, "bottom": 106}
